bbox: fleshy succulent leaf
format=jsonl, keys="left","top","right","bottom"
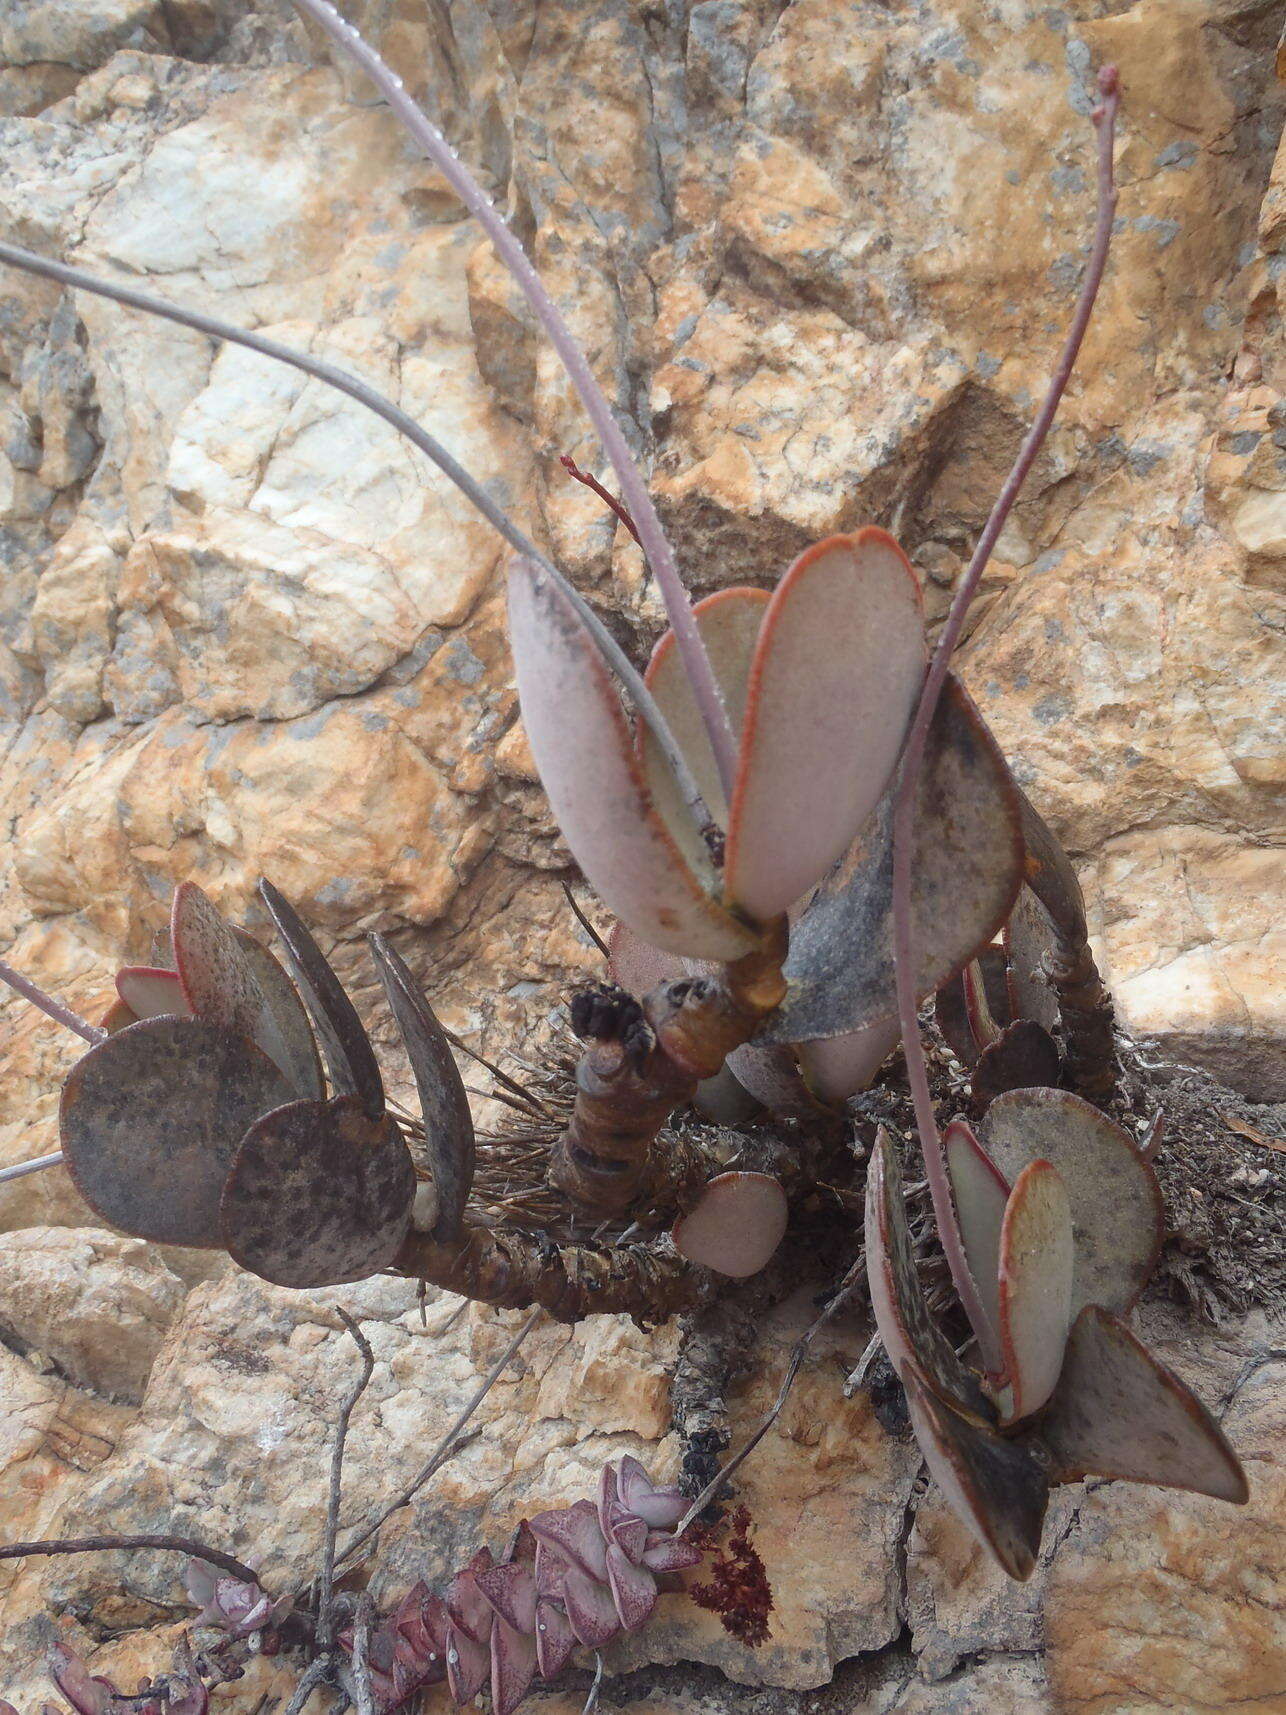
{"left": 606, "top": 1540, "right": 658, "bottom": 1631}
{"left": 534, "top": 1596, "right": 577, "bottom": 1679}
{"left": 641, "top": 1532, "right": 703, "bottom": 1572}
{"left": 641, "top": 585, "right": 770, "bottom": 829}
{"left": 996, "top": 1160, "right": 1075, "bottom": 1422}
{"left": 46, "top": 1647, "right": 116, "bottom": 1715}
{"left": 1041, "top": 1305, "right": 1248, "bottom": 1502}
{"left": 257, "top": 878, "right": 385, "bottom": 1118}
{"left": 447, "top": 1551, "right": 496, "bottom": 1645}
{"left": 598, "top": 1463, "right": 621, "bottom": 1537}
{"left": 795, "top": 1016, "right": 902, "bottom": 1103}
{"left": 219, "top": 1095, "right": 415, "bottom": 1288}
{"left": 490, "top": 1617, "right": 538, "bottom": 1715}
{"left": 560, "top": 1564, "right": 620, "bottom": 1649}
{"left": 171, "top": 882, "right": 264, "bottom": 1037}
{"left": 475, "top": 1561, "right": 538, "bottom": 1635}
{"left": 671, "top": 1171, "right": 789, "bottom": 1279}
{"left": 445, "top": 1622, "right": 490, "bottom": 1703}
{"left": 369, "top": 934, "right": 475, "bottom": 1241}
{"left": 1004, "top": 884, "right": 1062, "bottom": 1034}
{"left": 616, "top": 1457, "right": 686, "bottom": 1530}
{"left": 971, "top": 1018, "right": 1062, "bottom": 1110}
{"left": 722, "top": 1041, "right": 819, "bottom": 1119}
{"left": 608, "top": 1508, "right": 649, "bottom": 1563}
{"left": 232, "top": 929, "right": 325, "bottom": 1100}
{"left": 901, "top": 1357, "right": 1049, "bottom": 1582}
{"left": 507, "top": 558, "right": 758, "bottom": 961}
{"left": 606, "top": 923, "right": 685, "bottom": 998}
{"left": 724, "top": 531, "right": 925, "bottom": 922}
{"left": 529, "top": 1500, "right": 609, "bottom": 1581}
{"left": 762, "top": 675, "right": 1023, "bottom": 1044}
{"left": 60, "top": 1016, "right": 295, "bottom": 1247}
{"left": 943, "top": 1118, "right": 1010, "bottom": 1344}
{"left": 115, "top": 966, "right": 189, "bottom": 1022}
{"left": 979, "top": 1088, "right": 1165, "bottom": 1316}
{"left": 865, "top": 1128, "right": 997, "bottom": 1414}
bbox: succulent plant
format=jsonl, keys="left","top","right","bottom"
{"left": 181, "top": 1559, "right": 291, "bottom": 1641}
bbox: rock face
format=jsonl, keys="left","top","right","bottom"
{"left": 0, "top": 2, "right": 1284, "bottom": 1711}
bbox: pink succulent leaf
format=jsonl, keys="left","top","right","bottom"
{"left": 162, "top": 1678, "right": 208, "bottom": 1715}
{"left": 46, "top": 1647, "right": 117, "bottom": 1715}
{"left": 560, "top": 1565, "right": 621, "bottom": 1649}
{"left": 606, "top": 1541, "right": 658, "bottom": 1632}
{"left": 534, "top": 1539, "right": 569, "bottom": 1599}
{"left": 529, "top": 1499, "right": 609, "bottom": 1581}
{"left": 671, "top": 1171, "right": 789, "bottom": 1280}
{"left": 609, "top": 1508, "right": 649, "bottom": 1564}
{"left": 445, "top": 1621, "right": 490, "bottom": 1704}
{"left": 615, "top": 1456, "right": 686, "bottom": 1530}
{"left": 641, "top": 1532, "right": 703, "bottom": 1573}
{"left": 508, "top": 1519, "right": 538, "bottom": 1566}
{"left": 474, "top": 1560, "right": 538, "bottom": 1635}
{"left": 181, "top": 1557, "right": 218, "bottom": 1613}
{"left": 446, "top": 1557, "right": 496, "bottom": 1645}
{"left": 115, "top": 966, "right": 190, "bottom": 1022}
{"left": 597, "top": 1460, "right": 621, "bottom": 1537}
{"left": 534, "top": 1596, "right": 578, "bottom": 1680}
{"left": 996, "top": 1161, "right": 1075, "bottom": 1423}
{"left": 943, "top": 1118, "right": 1010, "bottom": 1349}
{"left": 0, "top": 1701, "right": 17, "bottom": 1715}
{"left": 605, "top": 924, "right": 685, "bottom": 1001}
{"left": 183, "top": 1562, "right": 283, "bottom": 1639}
{"left": 490, "top": 1618, "right": 538, "bottom": 1715}
{"left": 795, "top": 1016, "right": 902, "bottom": 1104}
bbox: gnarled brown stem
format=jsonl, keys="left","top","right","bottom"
{"left": 549, "top": 922, "right": 790, "bottom": 1217}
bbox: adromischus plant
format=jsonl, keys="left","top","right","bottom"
{"left": 0, "top": 0, "right": 1247, "bottom": 1620}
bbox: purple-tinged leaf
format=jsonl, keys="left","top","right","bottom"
{"left": 490, "top": 1617, "right": 538, "bottom": 1715}
{"left": 865, "top": 1128, "right": 995, "bottom": 1417}
{"left": 979, "top": 1088, "right": 1165, "bottom": 1316}
{"left": 606, "top": 1540, "right": 658, "bottom": 1631}
{"left": 640, "top": 585, "right": 770, "bottom": 829}
{"left": 445, "top": 1622, "right": 490, "bottom": 1703}
{"left": 971, "top": 1018, "right": 1061, "bottom": 1110}
{"left": 606, "top": 923, "right": 685, "bottom": 998}
{"left": 258, "top": 879, "right": 385, "bottom": 1118}
{"left": 943, "top": 1119, "right": 1010, "bottom": 1345}
{"left": 447, "top": 1548, "right": 496, "bottom": 1644}
{"left": 996, "top": 1160, "right": 1074, "bottom": 1422}
{"left": 796, "top": 1016, "right": 902, "bottom": 1103}
{"left": 220, "top": 1096, "right": 415, "bottom": 1288}
{"left": 534, "top": 1596, "right": 577, "bottom": 1679}
{"left": 529, "top": 1499, "right": 609, "bottom": 1581}
{"left": 608, "top": 1507, "right": 649, "bottom": 1564}
{"left": 671, "top": 1171, "right": 788, "bottom": 1279}
{"left": 724, "top": 531, "right": 925, "bottom": 922}
{"left": 369, "top": 935, "right": 474, "bottom": 1241}
{"left": 597, "top": 1462, "right": 620, "bottom": 1539}
{"left": 560, "top": 1565, "right": 620, "bottom": 1649}
{"left": 116, "top": 966, "right": 189, "bottom": 1022}
{"left": 1004, "top": 885, "right": 1061, "bottom": 1034}
{"left": 641, "top": 1532, "right": 703, "bottom": 1573}
{"left": 1041, "top": 1305, "right": 1248, "bottom": 1503}
{"left": 475, "top": 1560, "right": 538, "bottom": 1635}
{"left": 534, "top": 1539, "right": 568, "bottom": 1599}
{"left": 724, "top": 1041, "right": 820, "bottom": 1119}
{"left": 616, "top": 1457, "right": 686, "bottom": 1531}
{"left": 901, "top": 1357, "right": 1049, "bottom": 1582}
{"left": 763, "top": 675, "right": 1023, "bottom": 1044}
{"left": 60, "top": 1016, "right": 295, "bottom": 1247}
{"left": 46, "top": 1647, "right": 116, "bottom": 1715}
{"left": 507, "top": 560, "right": 759, "bottom": 960}
{"left": 232, "top": 929, "right": 324, "bottom": 1100}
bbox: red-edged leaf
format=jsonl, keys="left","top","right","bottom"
{"left": 901, "top": 1357, "right": 1049, "bottom": 1582}
{"left": 447, "top": 1551, "right": 496, "bottom": 1644}
{"left": 535, "top": 1597, "right": 576, "bottom": 1678}
{"left": 1041, "top": 1306, "right": 1247, "bottom": 1502}
{"left": 219, "top": 1096, "right": 415, "bottom": 1287}
{"left": 763, "top": 675, "right": 1023, "bottom": 1044}
{"left": 943, "top": 1118, "right": 1010, "bottom": 1343}
{"left": 369, "top": 935, "right": 474, "bottom": 1241}
{"left": 864, "top": 1128, "right": 993, "bottom": 1418}
{"left": 529, "top": 1500, "right": 608, "bottom": 1581}
{"left": 606, "top": 1541, "right": 657, "bottom": 1632}
{"left": 257, "top": 879, "right": 385, "bottom": 1118}
{"left": 971, "top": 1018, "right": 1061, "bottom": 1111}
{"left": 232, "top": 929, "right": 324, "bottom": 1100}
{"left": 962, "top": 959, "right": 1001, "bottom": 1048}
{"left": 979, "top": 1088, "right": 1165, "bottom": 1316}
{"left": 671, "top": 1171, "right": 788, "bottom": 1279}
{"left": 723, "top": 531, "right": 925, "bottom": 922}
{"left": 640, "top": 585, "right": 770, "bottom": 829}
{"left": 534, "top": 1540, "right": 568, "bottom": 1600}
{"left": 796, "top": 1016, "right": 901, "bottom": 1103}
{"left": 507, "top": 559, "right": 758, "bottom": 961}
{"left": 171, "top": 883, "right": 265, "bottom": 1036}
{"left": 996, "top": 1160, "right": 1074, "bottom": 1422}
{"left": 445, "top": 1622, "right": 489, "bottom": 1703}
{"left": 608, "top": 1508, "right": 648, "bottom": 1563}
{"left": 116, "top": 966, "right": 190, "bottom": 1022}
{"left": 560, "top": 1566, "right": 620, "bottom": 1649}
{"left": 60, "top": 1017, "right": 295, "bottom": 1247}
{"left": 490, "top": 1618, "right": 537, "bottom": 1715}
{"left": 1004, "top": 884, "right": 1061, "bottom": 1034}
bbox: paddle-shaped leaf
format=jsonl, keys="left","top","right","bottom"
{"left": 1041, "top": 1306, "right": 1248, "bottom": 1503}
{"left": 606, "top": 923, "right": 684, "bottom": 997}
{"left": 369, "top": 935, "right": 475, "bottom": 1242}
{"left": 507, "top": 559, "right": 758, "bottom": 961}
{"left": 671, "top": 1171, "right": 788, "bottom": 1279}
{"left": 115, "top": 966, "right": 190, "bottom": 1022}
{"left": 60, "top": 1017, "right": 295, "bottom": 1247}
{"left": 864, "top": 1128, "right": 993, "bottom": 1418}
{"left": 723, "top": 531, "right": 925, "bottom": 922}
{"left": 943, "top": 1119, "right": 1010, "bottom": 1344}
{"left": 979, "top": 1088, "right": 1164, "bottom": 1316}
{"left": 561, "top": 1566, "right": 620, "bottom": 1649}
{"left": 172, "top": 883, "right": 264, "bottom": 1037}
{"left": 220, "top": 1095, "right": 415, "bottom": 1287}
{"left": 1004, "top": 885, "right": 1061, "bottom": 1034}
{"left": 232, "top": 930, "right": 325, "bottom": 1100}
{"left": 640, "top": 585, "right": 770, "bottom": 828}
{"left": 258, "top": 879, "right": 385, "bottom": 1118}
{"left": 762, "top": 675, "right": 1023, "bottom": 1044}
{"left": 971, "top": 1018, "right": 1061, "bottom": 1110}
{"left": 796, "top": 1016, "right": 902, "bottom": 1103}
{"left": 490, "top": 1618, "right": 537, "bottom": 1715}
{"left": 996, "top": 1161, "right": 1074, "bottom": 1422}
{"left": 534, "top": 1598, "right": 576, "bottom": 1679}
{"left": 723, "top": 1041, "right": 820, "bottom": 1119}
{"left": 901, "top": 1357, "right": 1049, "bottom": 1582}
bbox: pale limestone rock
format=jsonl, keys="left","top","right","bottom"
{"left": 0, "top": 1228, "right": 185, "bottom": 1401}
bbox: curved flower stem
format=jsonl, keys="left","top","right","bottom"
{"left": 0, "top": 1533, "right": 260, "bottom": 1585}
{"left": 290, "top": 0, "right": 739, "bottom": 801}
{"left": 0, "top": 957, "right": 104, "bottom": 1044}
{"left": 889, "top": 69, "right": 1121, "bottom": 1361}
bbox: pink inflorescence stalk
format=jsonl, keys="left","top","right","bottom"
{"left": 334, "top": 1458, "right": 700, "bottom": 1715}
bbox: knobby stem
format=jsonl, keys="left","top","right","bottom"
{"left": 889, "top": 68, "right": 1121, "bottom": 1362}
{"left": 290, "top": 0, "right": 741, "bottom": 801}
